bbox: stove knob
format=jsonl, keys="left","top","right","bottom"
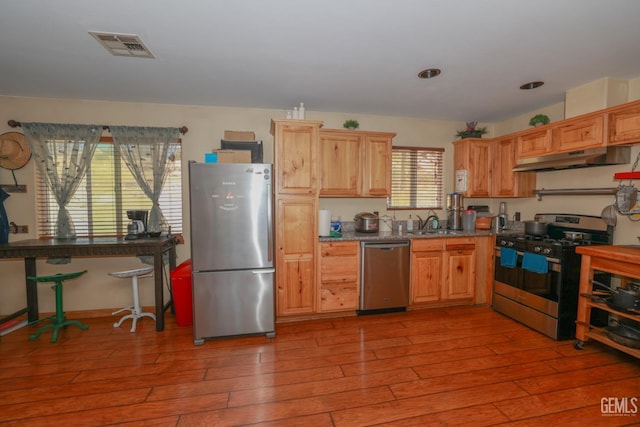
{"left": 543, "top": 248, "right": 552, "bottom": 255}
{"left": 533, "top": 245, "right": 542, "bottom": 253}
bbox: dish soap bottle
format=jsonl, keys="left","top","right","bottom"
{"left": 406, "top": 214, "right": 414, "bottom": 232}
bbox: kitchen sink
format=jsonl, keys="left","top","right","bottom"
{"left": 409, "top": 229, "right": 460, "bottom": 235}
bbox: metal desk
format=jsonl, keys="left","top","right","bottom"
{"left": 0, "top": 236, "right": 177, "bottom": 331}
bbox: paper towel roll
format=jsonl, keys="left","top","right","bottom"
{"left": 318, "top": 209, "right": 332, "bottom": 237}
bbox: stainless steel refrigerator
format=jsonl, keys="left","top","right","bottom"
{"left": 188, "top": 162, "right": 275, "bottom": 345}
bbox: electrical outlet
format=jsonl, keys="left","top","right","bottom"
{"left": 9, "top": 224, "right": 28, "bottom": 233}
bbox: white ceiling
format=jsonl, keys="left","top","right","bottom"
{"left": 2, "top": 0, "right": 640, "bottom": 123}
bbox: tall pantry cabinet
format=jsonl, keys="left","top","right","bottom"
{"left": 270, "top": 119, "right": 323, "bottom": 317}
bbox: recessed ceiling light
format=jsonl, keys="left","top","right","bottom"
{"left": 520, "top": 81, "right": 544, "bottom": 90}
{"left": 418, "top": 68, "right": 441, "bottom": 79}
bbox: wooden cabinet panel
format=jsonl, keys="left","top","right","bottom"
{"left": 410, "top": 237, "right": 475, "bottom": 306}
{"left": 453, "top": 138, "right": 491, "bottom": 197}
{"left": 318, "top": 241, "right": 359, "bottom": 313}
{"left": 271, "top": 119, "right": 321, "bottom": 195}
{"left": 319, "top": 129, "right": 394, "bottom": 197}
{"left": 319, "top": 131, "right": 361, "bottom": 196}
{"left": 361, "top": 134, "right": 392, "bottom": 197}
{"left": 276, "top": 196, "right": 317, "bottom": 316}
{"left": 278, "top": 258, "right": 315, "bottom": 315}
{"left": 517, "top": 128, "right": 553, "bottom": 158}
{"left": 491, "top": 137, "right": 536, "bottom": 198}
{"left": 410, "top": 249, "right": 443, "bottom": 304}
{"left": 443, "top": 246, "right": 475, "bottom": 300}
{"left": 555, "top": 114, "right": 604, "bottom": 152}
{"left": 608, "top": 101, "right": 640, "bottom": 145}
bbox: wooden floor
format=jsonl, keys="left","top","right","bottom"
{"left": 1, "top": 305, "right": 639, "bottom": 426}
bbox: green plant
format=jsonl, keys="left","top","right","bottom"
{"left": 529, "top": 114, "right": 550, "bottom": 126}
{"left": 456, "top": 121, "right": 487, "bottom": 138}
{"left": 343, "top": 119, "right": 359, "bottom": 129}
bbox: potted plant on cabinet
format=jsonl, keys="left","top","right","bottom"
{"left": 529, "top": 114, "right": 550, "bottom": 127}
{"left": 456, "top": 121, "right": 487, "bottom": 139}
{"left": 343, "top": 119, "right": 360, "bottom": 130}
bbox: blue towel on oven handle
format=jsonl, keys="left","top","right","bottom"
{"left": 522, "top": 252, "right": 548, "bottom": 274}
{"left": 500, "top": 247, "right": 517, "bottom": 268}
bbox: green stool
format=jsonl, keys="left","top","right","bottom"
{"left": 27, "top": 270, "right": 89, "bottom": 343}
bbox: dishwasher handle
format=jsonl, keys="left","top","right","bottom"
{"left": 361, "top": 241, "right": 410, "bottom": 250}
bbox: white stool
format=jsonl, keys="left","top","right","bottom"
{"left": 109, "top": 266, "right": 156, "bottom": 332}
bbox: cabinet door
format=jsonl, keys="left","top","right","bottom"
{"left": 555, "top": 114, "right": 604, "bottom": 152}
{"left": 608, "top": 101, "right": 640, "bottom": 145}
{"left": 453, "top": 139, "right": 491, "bottom": 197}
{"left": 275, "top": 196, "right": 316, "bottom": 315}
{"left": 517, "top": 128, "right": 553, "bottom": 158}
{"left": 318, "top": 241, "right": 359, "bottom": 312}
{"left": 410, "top": 250, "right": 443, "bottom": 304}
{"left": 491, "top": 137, "right": 536, "bottom": 198}
{"left": 362, "top": 135, "right": 392, "bottom": 197}
{"left": 443, "top": 239, "right": 475, "bottom": 300}
{"left": 271, "top": 120, "right": 320, "bottom": 195}
{"left": 319, "top": 131, "right": 361, "bottom": 196}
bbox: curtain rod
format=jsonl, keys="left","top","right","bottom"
{"left": 7, "top": 120, "right": 188, "bottom": 135}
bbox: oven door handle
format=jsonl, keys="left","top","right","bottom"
{"left": 495, "top": 249, "right": 561, "bottom": 272}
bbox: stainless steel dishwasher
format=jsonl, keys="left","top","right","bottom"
{"left": 359, "top": 240, "right": 410, "bottom": 314}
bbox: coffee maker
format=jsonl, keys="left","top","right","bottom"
{"left": 125, "top": 210, "right": 148, "bottom": 240}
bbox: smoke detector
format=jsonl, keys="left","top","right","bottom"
{"left": 89, "top": 32, "right": 155, "bottom": 58}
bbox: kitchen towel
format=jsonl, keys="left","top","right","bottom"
{"left": 500, "top": 247, "right": 517, "bottom": 268}
{"left": 318, "top": 209, "right": 331, "bottom": 237}
{"left": 522, "top": 252, "right": 549, "bottom": 274}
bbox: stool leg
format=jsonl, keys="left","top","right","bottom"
{"left": 132, "top": 275, "right": 142, "bottom": 316}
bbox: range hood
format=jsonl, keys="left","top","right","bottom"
{"left": 513, "top": 146, "right": 630, "bottom": 172}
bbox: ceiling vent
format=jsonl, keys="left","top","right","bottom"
{"left": 89, "top": 32, "right": 155, "bottom": 58}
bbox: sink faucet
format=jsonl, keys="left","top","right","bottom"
{"left": 417, "top": 211, "right": 440, "bottom": 231}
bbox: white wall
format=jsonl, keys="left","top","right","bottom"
{"left": 0, "top": 96, "right": 463, "bottom": 315}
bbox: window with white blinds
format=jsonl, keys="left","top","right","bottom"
{"left": 388, "top": 146, "right": 444, "bottom": 210}
{"left": 36, "top": 137, "right": 182, "bottom": 238}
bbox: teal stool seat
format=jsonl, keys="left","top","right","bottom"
{"left": 27, "top": 270, "right": 89, "bottom": 343}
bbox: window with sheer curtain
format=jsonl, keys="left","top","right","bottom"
{"left": 36, "top": 137, "right": 182, "bottom": 238}
{"left": 388, "top": 146, "right": 444, "bottom": 210}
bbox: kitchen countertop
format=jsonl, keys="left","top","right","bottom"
{"left": 319, "top": 229, "right": 514, "bottom": 242}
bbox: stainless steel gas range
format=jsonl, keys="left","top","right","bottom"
{"left": 493, "top": 213, "right": 613, "bottom": 340}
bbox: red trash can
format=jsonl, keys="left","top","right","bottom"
{"left": 170, "top": 259, "right": 193, "bottom": 327}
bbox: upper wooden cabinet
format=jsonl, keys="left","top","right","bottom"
{"left": 516, "top": 127, "right": 553, "bottom": 158}
{"left": 491, "top": 137, "right": 536, "bottom": 198}
{"left": 608, "top": 100, "right": 640, "bottom": 146}
{"left": 318, "top": 130, "right": 361, "bottom": 196}
{"left": 453, "top": 138, "right": 492, "bottom": 198}
{"left": 554, "top": 114, "right": 604, "bottom": 152}
{"left": 271, "top": 119, "right": 322, "bottom": 195}
{"left": 362, "top": 133, "right": 393, "bottom": 197}
{"left": 319, "top": 129, "right": 395, "bottom": 197}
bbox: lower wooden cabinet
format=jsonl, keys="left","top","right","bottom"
{"left": 318, "top": 241, "right": 359, "bottom": 312}
{"left": 275, "top": 196, "right": 317, "bottom": 316}
{"left": 410, "top": 237, "right": 476, "bottom": 306}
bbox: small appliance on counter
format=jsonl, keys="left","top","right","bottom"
{"left": 354, "top": 212, "right": 379, "bottom": 233}
{"left": 125, "top": 209, "right": 148, "bottom": 240}
{"left": 446, "top": 192, "right": 464, "bottom": 230}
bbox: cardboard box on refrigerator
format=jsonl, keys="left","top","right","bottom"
{"left": 206, "top": 149, "right": 252, "bottom": 163}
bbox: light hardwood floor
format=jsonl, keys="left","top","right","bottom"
{"left": 1, "top": 305, "right": 639, "bottom": 426}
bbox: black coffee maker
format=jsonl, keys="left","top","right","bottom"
{"left": 125, "top": 210, "right": 148, "bottom": 240}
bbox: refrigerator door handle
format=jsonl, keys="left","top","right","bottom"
{"left": 266, "top": 183, "right": 273, "bottom": 262}
{"left": 252, "top": 268, "right": 276, "bottom": 274}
